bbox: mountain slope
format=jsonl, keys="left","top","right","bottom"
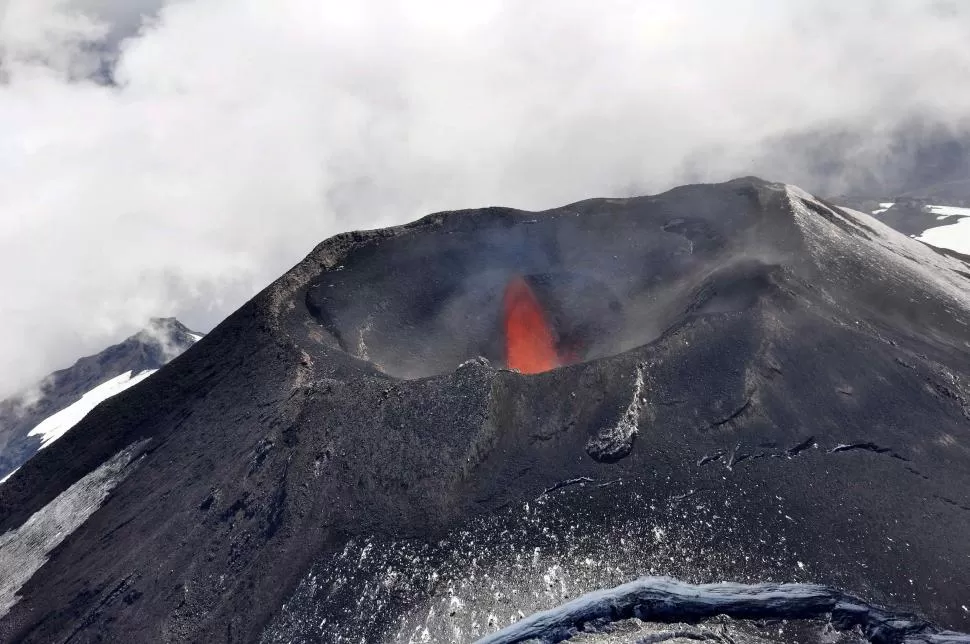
{"left": 836, "top": 194, "right": 970, "bottom": 257}
{"left": 0, "top": 178, "right": 968, "bottom": 643}
{"left": 0, "top": 318, "right": 203, "bottom": 483}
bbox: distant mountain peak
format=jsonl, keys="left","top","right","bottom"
{"left": 0, "top": 318, "right": 205, "bottom": 482}
{"left": 138, "top": 316, "right": 201, "bottom": 341}
{"left": 131, "top": 317, "right": 203, "bottom": 360}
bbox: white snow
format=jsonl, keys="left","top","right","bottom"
{"left": 915, "top": 205, "right": 970, "bottom": 255}
{"left": 917, "top": 218, "right": 970, "bottom": 255}
{"left": 927, "top": 205, "right": 970, "bottom": 218}
{"left": 872, "top": 202, "right": 895, "bottom": 215}
{"left": 0, "top": 441, "right": 145, "bottom": 618}
{"left": 189, "top": 333, "right": 204, "bottom": 342}
{"left": 27, "top": 370, "right": 157, "bottom": 450}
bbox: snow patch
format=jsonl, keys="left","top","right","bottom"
{"left": 872, "top": 202, "right": 895, "bottom": 215}
{"left": 27, "top": 370, "right": 157, "bottom": 450}
{"left": 917, "top": 219, "right": 970, "bottom": 255}
{"left": 927, "top": 205, "right": 970, "bottom": 218}
{"left": 0, "top": 441, "right": 146, "bottom": 618}
{"left": 913, "top": 205, "right": 970, "bottom": 255}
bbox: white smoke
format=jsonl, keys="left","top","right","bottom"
{"left": 1, "top": 0, "right": 969, "bottom": 397}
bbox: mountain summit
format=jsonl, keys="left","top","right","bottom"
{"left": 0, "top": 178, "right": 968, "bottom": 643}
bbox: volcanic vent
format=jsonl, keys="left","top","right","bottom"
{"left": 302, "top": 182, "right": 799, "bottom": 379}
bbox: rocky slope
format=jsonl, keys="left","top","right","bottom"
{"left": 0, "top": 178, "right": 968, "bottom": 643}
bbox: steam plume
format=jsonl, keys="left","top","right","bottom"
{"left": 1, "top": 0, "right": 969, "bottom": 396}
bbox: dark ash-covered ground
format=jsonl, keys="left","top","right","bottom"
{"left": 0, "top": 178, "right": 968, "bottom": 643}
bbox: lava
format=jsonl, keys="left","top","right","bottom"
{"left": 503, "top": 276, "right": 559, "bottom": 374}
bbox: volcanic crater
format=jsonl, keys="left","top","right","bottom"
{"left": 302, "top": 183, "right": 796, "bottom": 379}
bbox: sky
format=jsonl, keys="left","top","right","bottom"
{"left": 1, "top": 0, "right": 969, "bottom": 397}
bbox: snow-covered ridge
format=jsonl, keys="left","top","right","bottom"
{"left": 26, "top": 370, "right": 157, "bottom": 450}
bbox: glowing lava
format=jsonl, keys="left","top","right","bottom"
{"left": 503, "top": 276, "right": 559, "bottom": 374}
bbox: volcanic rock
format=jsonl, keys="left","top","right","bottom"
{"left": 0, "top": 178, "right": 968, "bottom": 643}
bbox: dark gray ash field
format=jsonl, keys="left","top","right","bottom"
{"left": 0, "top": 178, "right": 969, "bottom": 643}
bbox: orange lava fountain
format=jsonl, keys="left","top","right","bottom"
{"left": 503, "top": 276, "right": 559, "bottom": 374}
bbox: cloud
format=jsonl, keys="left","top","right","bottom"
{"left": 1, "top": 0, "right": 969, "bottom": 397}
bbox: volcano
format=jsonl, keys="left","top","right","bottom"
{"left": 1, "top": 178, "right": 969, "bottom": 643}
